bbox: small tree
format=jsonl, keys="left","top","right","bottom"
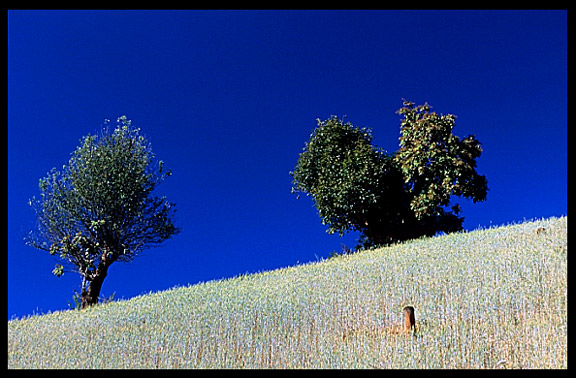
{"left": 291, "top": 101, "right": 488, "bottom": 248}
{"left": 26, "top": 116, "right": 180, "bottom": 308}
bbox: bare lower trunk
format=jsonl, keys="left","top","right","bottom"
{"left": 80, "top": 275, "right": 105, "bottom": 309}
{"left": 80, "top": 259, "right": 111, "bottom": 309}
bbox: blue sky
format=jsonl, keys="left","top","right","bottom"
{"left": 8, "top": 10, "right": 567, "bottom": 319}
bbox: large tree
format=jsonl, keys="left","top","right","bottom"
{"left": 290, "top": 116, "right": 413, "bottom": 247}
{"left": 290, "top": 100, "right": 488, "bottom": 249}
{"left": 26, "top": 116, "right": 180, "bottom": 308}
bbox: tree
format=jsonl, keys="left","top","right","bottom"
{"left": 290, "top": 116, "right": 412, "bottom": 248}
{"left": 26, "top": 116, "right": 180, "bottom": 309}
{"left": 395, "top": 100, "right": 488, "bottom": 221}
{"left": 290, "top": 101, "right": 488, "bottom": 249}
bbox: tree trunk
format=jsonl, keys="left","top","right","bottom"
{"left": 80, "top": 257, "right": 112, "bottom": 309}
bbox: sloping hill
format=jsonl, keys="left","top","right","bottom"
{"left": 8, "top": 216, "right": 567, "bottom": 369}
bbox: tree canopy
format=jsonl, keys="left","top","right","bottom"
{"left": 291, "top": 100, "right": 488, "bottom": 249}
{"left": 395, "top": 100, "right": 488, "bottom": 220}
{"left": 26, "top": 116, "right": 180, "bottom": 308}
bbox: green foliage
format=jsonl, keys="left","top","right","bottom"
{"left": 52, "top": 264, "right": 64, "bottom": 277}
{"left": 395, "top": 100, "right": 488, "bottom": 219}
{"left": 291, "top": 116, "right": 400, "bottom": 238}
{"left": 26, "top": 116, "right": 180, "bottom": 305}
{"left": 291, "top": 101, "right": 488, "bottom": 247}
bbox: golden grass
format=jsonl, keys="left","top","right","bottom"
{"left": 8, "top": 216, "right": 567, "bottom": 369}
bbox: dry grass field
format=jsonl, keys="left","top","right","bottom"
{"left": 8, "top": 216, "right": 567, "bottom": 369}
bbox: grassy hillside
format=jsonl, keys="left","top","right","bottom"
{"left": 8, "top": 216, "right": 567, "bottom": 369}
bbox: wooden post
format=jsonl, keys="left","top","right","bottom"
{"left": 403, "top": 306, "right": 416, "bottom": 332}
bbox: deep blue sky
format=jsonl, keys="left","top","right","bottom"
{"left": 8, "top": 10, "right": 566, "bottom": 319}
